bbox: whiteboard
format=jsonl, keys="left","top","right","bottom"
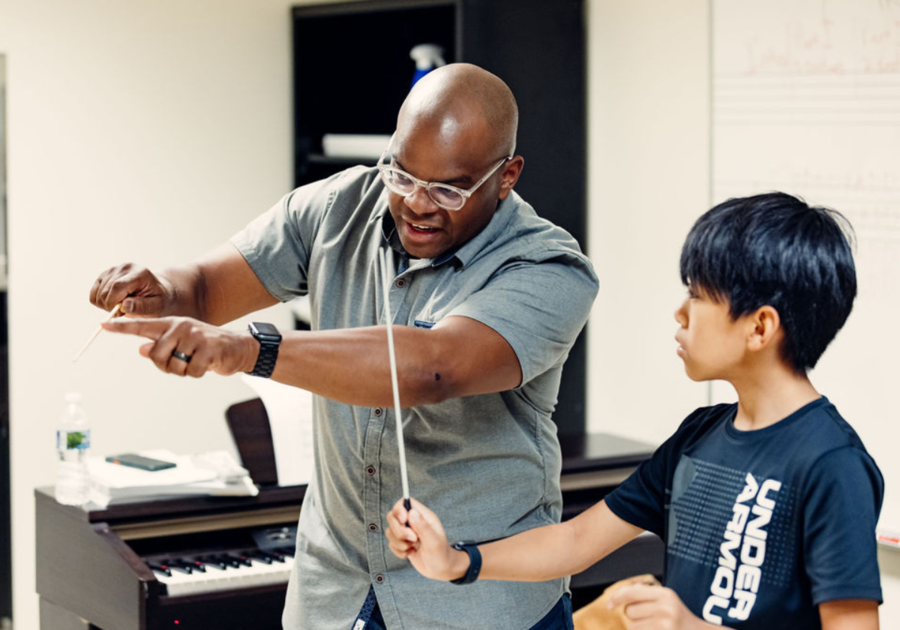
{"left": 711, "top": 0, "right": 900, "bottom": 534}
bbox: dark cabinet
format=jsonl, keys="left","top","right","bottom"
{"left": 293, "top": 0, "right": 587, "bottom": 434}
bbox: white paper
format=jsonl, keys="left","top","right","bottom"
{"left": 86, "top": 448, "right": 259, "bottom": 507}
{"left": 88, "top": 449, "right": 217, "bottom": 492}
{"left": 240, "top": 374, "right": 314, "bottom": 486}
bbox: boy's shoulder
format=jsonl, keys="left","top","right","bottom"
{"left": 669, "top": 402, "right": 737, "bottom": 445}
{"left": 773, "top": 396, "right": 873, "bottom": 460}
{"left": 668, "top": 397, "right": 876, "bottom": 468}
{"left": 680, "top": 396, "right": 867, "bottom": 446}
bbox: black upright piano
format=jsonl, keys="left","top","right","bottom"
{"left": 35, "top": 432, "right": 662, "bottom": 630}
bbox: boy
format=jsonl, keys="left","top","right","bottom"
{"left": 386, "top": 192, "right": 883, "bottom": 629}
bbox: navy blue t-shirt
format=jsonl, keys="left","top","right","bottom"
{"left": 605, "top": 397, "right": 883, "bottom": 629}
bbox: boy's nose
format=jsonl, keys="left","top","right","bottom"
{"left": 674, "top": 299, "right": 688, "bottom": 326}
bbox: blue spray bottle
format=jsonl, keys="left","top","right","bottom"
{"left": 409, "top": 44, "right": 446, "bottom": 89}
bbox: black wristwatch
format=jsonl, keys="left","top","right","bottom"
{"left": 450, "top": 541, "right": 482, "bottom": 585}
{"left": 247, "top": 322, "right": 282, "bottom": 378}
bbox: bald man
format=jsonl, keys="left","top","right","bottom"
{"left": 91, "top": 64, "right": 598, "bottom": 630}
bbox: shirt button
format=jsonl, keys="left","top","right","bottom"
{"left": 375, "top": 574, "right": 385, "bottom": 584}
{"left": 368, "top": 523, "right": 379, "bottom": 532}
{"left": 396, "top": 278, "right": 406, "bottom": 288}
{"left": 374, "top": 407, "right": 383, "bottom": 417}
{"left": 366, "top": 465, "right": 376, "bottom": 476}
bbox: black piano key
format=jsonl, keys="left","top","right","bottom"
{"left": 148, "top": 562, "right": 172, "bottom": 577}
{"left": 201, "top": 555, "right": 230, "bottom": 570}
{"left": 163, "top": 559, "right": 193, "bottom": 574}
{"left": 226, "top": 553, "right": 253, "bottom": 567}
{"left": 182, "top": 557, "right": 207, "bottom": 572}
{"left": 248, "top": 552, "right": 273, "bottom": 565}
{"left": 223, "top": 554, "right": 242, "bottom": 568}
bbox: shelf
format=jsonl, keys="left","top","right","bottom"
{"left": 305, "top": 153, "right": 376, "bottom": 167}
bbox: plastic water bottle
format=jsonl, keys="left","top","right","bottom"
{"left": 55, "top": 392, "right": 91, "bottom": 506}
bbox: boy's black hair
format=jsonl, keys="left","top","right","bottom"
{"left": 680, "top": 192, "right": 857, "bottom": 373}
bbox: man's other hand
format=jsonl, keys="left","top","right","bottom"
{"left": 90, "top": 263, "right": 175, "bottom": 317}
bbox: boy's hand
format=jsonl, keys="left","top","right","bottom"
{"left": 607, "top": 583, "right": 715, "bottom": 630}
{"left": 385, "top": 498, "right": 469, "bottom": 582}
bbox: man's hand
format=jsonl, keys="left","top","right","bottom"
{"left": 385, "top": 498, "right": 469, "bottom": 582}
{"left": 102, "top": 317, "right": 257, "bottom": 378}
{"left": 90, "top": 263, "right": 177, "bottom": 317}
{"left": 607, "top": 583, "right": 713, "bottom": 630}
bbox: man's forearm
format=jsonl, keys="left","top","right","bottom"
{"left": 268, "top": 326, "right": 454, "bottom": 408}
{"left": 154, "top": 243, "right": 278, "bottom": 325}
{"left": 264, "top": 315, "right": 522, "bottom": 408}
{"left": 156, "top": 264, "right": 207, "bottom": 321}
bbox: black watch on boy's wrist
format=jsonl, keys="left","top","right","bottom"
{"left": 247, "top": 322, "right": 282, "bottom": 378}
{"left": 450, "top": 541, "right": 482, "bottom": 585}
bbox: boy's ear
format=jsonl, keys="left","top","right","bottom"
{"left": 747, "top": 305, "right": 781, "bottom": 351}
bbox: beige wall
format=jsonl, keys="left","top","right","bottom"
{"left": 0, "top": 1, "right": 302, "bottom": 627}
{"left": 585, "top": 0, "right": 710, "bottom": 440}
{"left": 0, "top": 0, "right": 896, "bottom": 627}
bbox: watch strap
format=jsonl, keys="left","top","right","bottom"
{"left": 247, "top": 323, "right": 281, "bottom": 378}
{"left": 450, "top": 542, "right": 482, "bottom": 585}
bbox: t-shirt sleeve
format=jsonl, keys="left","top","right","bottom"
{"left": 230, "top": 170, "right": 347, "bottom": 302}
{"left": 603, "top": 408, "right": 718, "bottom": 537}
{"left": 803, "top": 446, "right": 884, "bottom": 605}
{"left": 444, "top": 254, "right": 598, "bottom": 385}
{"left": 604, "top": 435, "right": 674, "bottom": 537}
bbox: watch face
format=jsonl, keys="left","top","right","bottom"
{"left": 251, "top": 322, "right": 282, "bottom": 341}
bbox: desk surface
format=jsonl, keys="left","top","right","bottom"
{"left": 560, "top": 431, "right": 656, "bottom": 474}
{"left": 36, "top": 432, "right": 655, "bottom": 525}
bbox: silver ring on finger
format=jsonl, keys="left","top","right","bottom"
{"left": 171, "top": 349, "right": 192, "bottom": 364}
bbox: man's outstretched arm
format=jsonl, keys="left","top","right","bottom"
{"left": 90, "top": 243, "right": 278, "bottom": 325}
{"left": 102, "top": 312, "right": 522, "bottom": 408}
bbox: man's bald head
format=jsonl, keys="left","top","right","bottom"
{"left": 396, "top": 63, "right": 518, "bottom": 159}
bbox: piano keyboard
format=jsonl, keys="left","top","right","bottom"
{"left": 149, "top": 547, "right": 295, "bottom": 597}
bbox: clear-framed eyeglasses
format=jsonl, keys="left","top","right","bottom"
{"left": 377, "top": 139, "right": 512, "bottom": 212}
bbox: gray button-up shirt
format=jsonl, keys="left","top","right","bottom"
{"left": 232, "top": 167, "right": 598, "bottom": 630}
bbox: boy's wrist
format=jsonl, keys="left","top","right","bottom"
{"left": 449, "top": 542, "right": 482, "bottom": 584}
{"left": 446, "top": 547, "right": 471, "bottom": 582}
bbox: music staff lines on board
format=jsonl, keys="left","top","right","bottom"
{"left": 713, "top": 75, "right": 900, "bottom": 126}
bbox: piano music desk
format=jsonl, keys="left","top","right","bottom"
{"left": 35, "top": 432, "right": 662, "bottom": 629}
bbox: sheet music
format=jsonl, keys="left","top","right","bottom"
{"left": 240, "top": 374, "right": 314, "bottom": 486}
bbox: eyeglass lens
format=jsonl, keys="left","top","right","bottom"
{"left": 382, "top": 168, "right": 465, "bottom": 210}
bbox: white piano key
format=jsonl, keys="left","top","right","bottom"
{"left": 157, "top": 556, "right": 295, "bottom": 597}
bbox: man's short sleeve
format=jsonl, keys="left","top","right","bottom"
{"left": 803, "top": 446, "right": 884, "bottom": 605}
{"left": 445, "top": 255, "right": 597, "bottom": 385}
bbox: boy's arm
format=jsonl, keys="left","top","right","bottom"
{"left": 386, "top": 497, "right": 643, "bottom": 582}
{"left": 820, "top": 600, "right": 879, "bottom": 630}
